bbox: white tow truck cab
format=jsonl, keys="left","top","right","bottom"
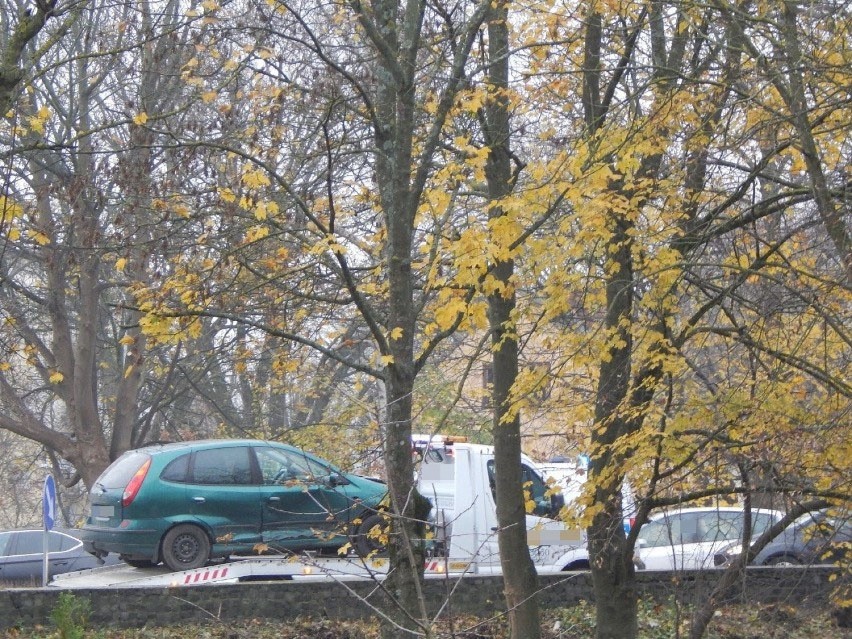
{"left": 51, "top": 438, "right": 589, "bottom": 588}
{"left": 417, "top": 439, "right": 588, "bottom": 573}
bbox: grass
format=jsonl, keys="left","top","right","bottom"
{"left": 1, "top": 599, "right": 849, "bottom": 639}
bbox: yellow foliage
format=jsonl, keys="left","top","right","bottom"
{"left": 244, "top": 225, "right": 270, "bottom": 243}
{"left": 434, "top": 297, "right": 467, "bottom": 331}
{"left": 242, "top": 168, "right": 270, "bottom": 188}
{"left": 0, "top": 195, "right": 24, "bottom": 223}
{"left": 28, "top": 229, "right": 50, "bottom": 246}
{"left": 27, "top": 106, "right": 50, "bottom": 134}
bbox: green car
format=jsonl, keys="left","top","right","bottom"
{"left": 81, "top": 439, "right": 388, "bottom": 571}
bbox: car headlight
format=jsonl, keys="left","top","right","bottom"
{"left": 713, "top": 542, "right": 742, "bottom": 567}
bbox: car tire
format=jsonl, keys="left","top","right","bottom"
{"left": 766, "top": 554, "right": 801, "bottom": 567}
{"left": 161, "top": 524, "right": 211, "bottom": 571}
{"left": 562, "top": 560, "right": 590, "bottom": 571}
{"left": 121, "top": 556, "right": 156, "bottom": 569}
{"left": 354, "top": 512, "right": 388, "bottom": 557}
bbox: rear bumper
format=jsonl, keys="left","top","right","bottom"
{"left": 80, "top": 525, "right": 161, "bottom": 562}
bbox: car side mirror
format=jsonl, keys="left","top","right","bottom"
{"left": 327, "top": 474, "right": 350, "bottom": 488}
{"left": 550, "top": 492, "right": 565, "bottom": 514}
{"left": 636, "top": 538, "right": 648, "bottom": 548}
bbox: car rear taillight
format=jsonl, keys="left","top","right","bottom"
{"left": 122, "top": 458, "right": 151, "bottom": 507}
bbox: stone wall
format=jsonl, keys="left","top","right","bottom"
{"left": 0, "top": 567, "right": 837, "bottom": 631}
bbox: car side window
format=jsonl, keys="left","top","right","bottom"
{"left": 521, "top": 463, "right": 547, "bottom": 504}
{"left": 256, "top": 447, "right": 327, "bottom": 484}
{"left": 639, "top": 519, "right": 681, "bottom": 548}
{"left": 0, "top": 531, "right": 13, "bottom": 556}
{"left": 191, "top": 447, "right": 253, "bottom": 485}
{"left": 161, "top": 453, "right": 190, "bottom": 483}
{"left": 12, "top": 531, "right": 66, "bottom": 555}
{"left": 676, "top": 513, "right": 704, "bottom": 543}
{"left": 699, "top": 512, "right": 739, "bottom": 542}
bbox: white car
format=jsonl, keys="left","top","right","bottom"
{"left": 634, "top": 506, "right": 784, "bottom": 570}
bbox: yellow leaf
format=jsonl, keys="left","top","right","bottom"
{"left": 435, "top": 298, "right": 467, "bottom": 330}
{"left": 244, "top": 225, "right": 269, "bottom": 243}
{"left": 49, "top": 371, "right": 64, "bottom": 384}
{"left": 201, "top": 90, "right": 218, "bottom": 103}
{"left": 0, "top": 195, "right": 24, "bottom": 222}
{"left": 124, "top": 364, "right": 134, "bottom": 379}
{"left": 389, "top": 327, "right": 403, "bottom": 340}
{"left": 28, "top": 106, "right": 50, "bottom": 134}
{"left": 242, "top": 168, "right": 270, "bottom": 188}
{"left": 115, "top": 257, "right": 127, "bottom": 272}
{"left": 119, "top": 335, "right": 135, "bottom": 346}
{"left": 133, "top": 112, "right": 148, "bottom": 125}
{"left": 28, "top": 229, "right": 50, "bottom": 245}
{"left": 380, "top": 354, "right": 394, "bottom": 366}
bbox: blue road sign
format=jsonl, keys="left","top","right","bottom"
{"left": 43, "top": 474, "right": 56, "bottom": 531}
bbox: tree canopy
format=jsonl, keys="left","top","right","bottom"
{"left": 1, "top": 0, "right": 849, "bottom": 637}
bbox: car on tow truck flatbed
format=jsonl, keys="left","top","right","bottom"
{"left": 81, "top": 439, "right": 388, "bottom": 571}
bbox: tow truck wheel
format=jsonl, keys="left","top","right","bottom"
{"left": 354, "top": 512, "right": 388, "bottom": 557}
{"left": 162, "top": 524, "right": 211, "bottom": 571}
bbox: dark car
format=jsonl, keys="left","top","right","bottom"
{"left": 0, "top": 528, "right": 121, "bottom": 586}
{"left": 714, "top": 510, "right": 852, "bottom": 567}
{"left": 80, "top": 439, "right": 388, "bottom": 572}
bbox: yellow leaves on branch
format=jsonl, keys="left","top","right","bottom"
{"left": 27, "top": 106, "right": 51, "bottom": 135}
{"left": 242, "top": 168, "right": 271, "bottom": 189}
{"left": 1, "top": 195, "right": 24, "bottom": 241}
{"left": 243, "top": 225, "right": 270, "bottom": 244}
{"left": 434, "top": 297, "right": 467, "bottom": 331}
{"left": 27, "top": 229, "right": 50, "bottom": 246}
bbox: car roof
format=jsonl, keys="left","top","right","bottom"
{"left": 649, "top": 506, "right": 783, "bottom": 517}
{"left": 0, "top": 528, "right": 81, "bottom": 537}
{"left": 130, "top": 438, "right": 300, "bottom": 455}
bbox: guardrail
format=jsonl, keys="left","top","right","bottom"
{"left": 0, "top": 566, "right": 839, "bottom": 630}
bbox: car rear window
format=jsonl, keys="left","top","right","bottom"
{"left": 97, "top": 452, "right": 151, "bottom": 488}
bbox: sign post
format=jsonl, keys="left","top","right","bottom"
{"left": 42, "top": 474, "right": 56, "bottom": 587}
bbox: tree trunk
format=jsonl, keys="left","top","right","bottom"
{"left": 484, "top": 1, "right": 542, "bottom": 637}
{"left": 589, "top": 215, "right": 638, "bottom": 639}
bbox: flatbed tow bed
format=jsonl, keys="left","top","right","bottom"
{"left": 48, "top": 554, "right": 407, "bottom": 589}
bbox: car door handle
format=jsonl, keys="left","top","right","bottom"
{"left": 267, "top": 496, "right": 281, "bottom": 503}
{"left": 193, "top": 497, "right": 206, "bottom": 503}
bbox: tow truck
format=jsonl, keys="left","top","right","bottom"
{"left": 51, "top": 440, "right": 589, "bottom": 589}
